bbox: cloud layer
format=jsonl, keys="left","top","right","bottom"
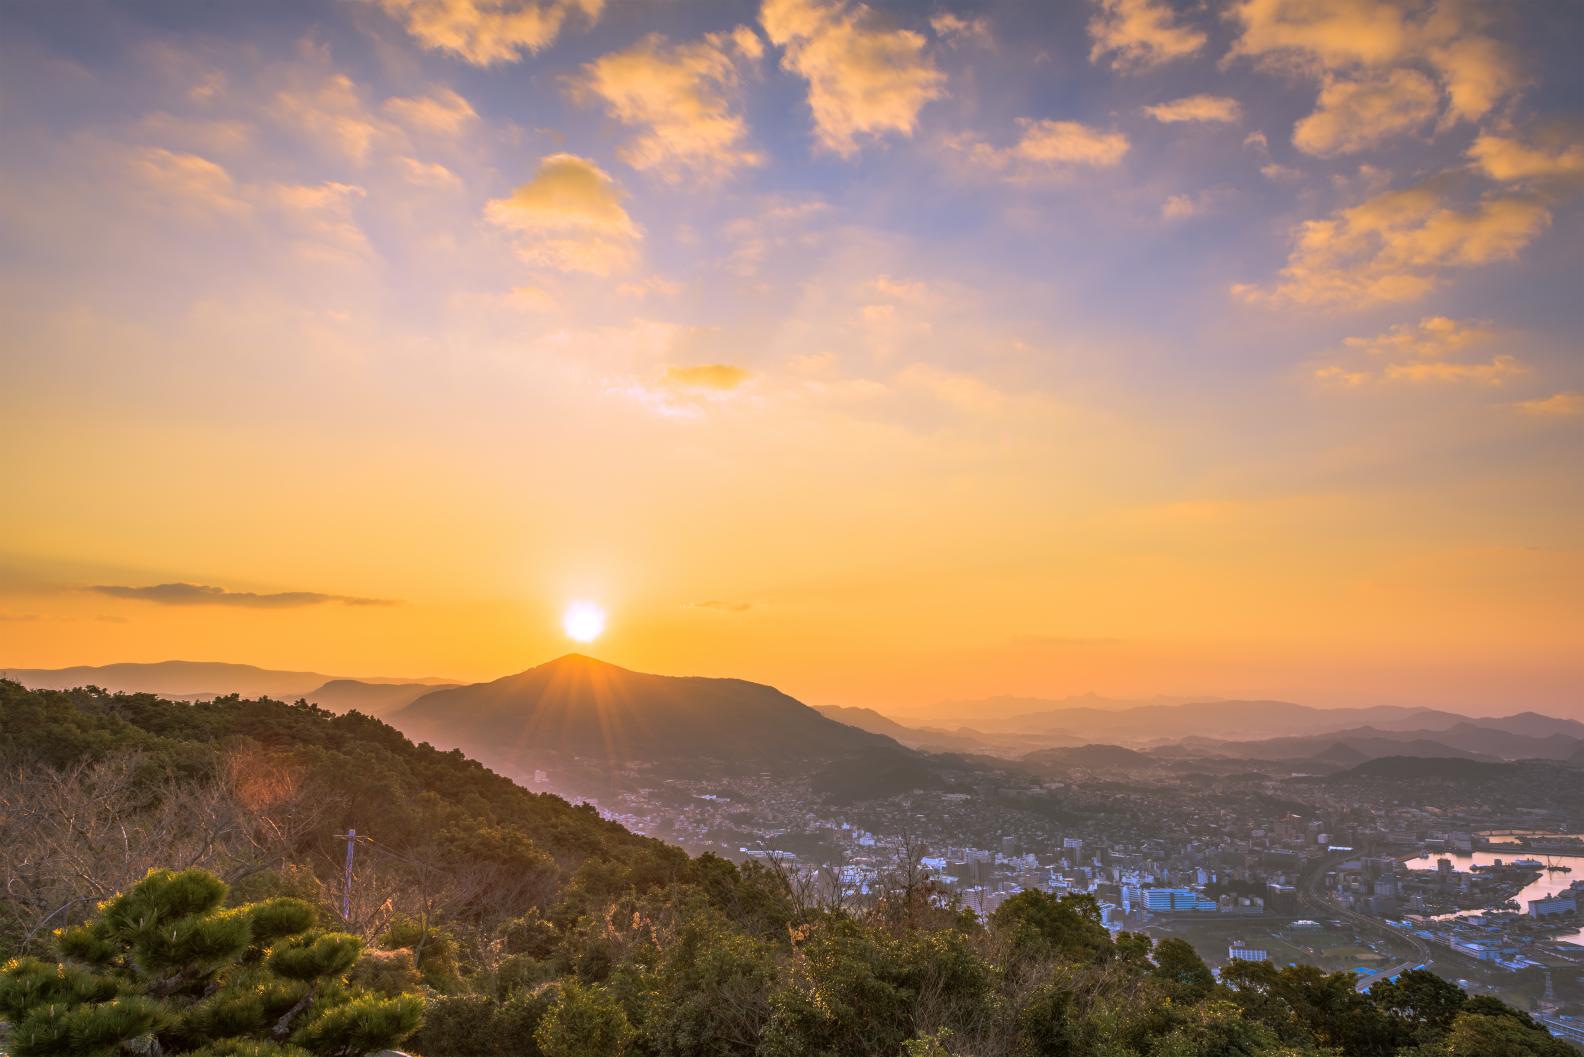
{"left": 89, "top": 583, "right": 393, "bottom": 607}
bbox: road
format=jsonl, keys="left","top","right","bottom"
{"left": 1297, "top": 850, "right": 1432, "bottom": 992}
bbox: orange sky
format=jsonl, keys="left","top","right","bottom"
{"left": 1, "top": 0, "right": 1581, "bottom": 716}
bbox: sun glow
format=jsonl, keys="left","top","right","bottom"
{"left": 562, "top": 601, "right": 606, "bottom": 643}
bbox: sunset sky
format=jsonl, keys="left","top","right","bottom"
{"left": 2, "top": 0, "right": 1581, "bottom": 716}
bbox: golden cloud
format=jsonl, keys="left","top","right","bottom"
{"left": 930, "top": 12, "right": 992, "bottom": 47}
{"left": 1234, "top": 182, "right": 1550, "bottom": 307}
{"left": 373, "top": 0, "right": 602, "bottom": 66}
{"left": 126, "top": 147, "right": 373, "bottom": 261}
{"left": 1342, "top": 315, "right": 1493, "bottom": 358}
{"left": 1292, "top": 69, "right": 1439, "bottom": 156}
{"left": 761, "top": 0, "right": 945, "bottom": 156}
{"left": 1469, "top": 130, "right": 1584, "bottom": 185}
{"left": 484, "top": 153, "right": 640, "bottom": 275}
{"left": 1161, "top": 193, "right": 1199, "bottom": 220}
{"left": 573, "top": 31, "right": 763, "bottom": 181}
{"left": 269, "top": 74, "right": 383, "bottom": 163}
{"left": 383, "top": 87, "right": 478, "bottom": 135}
{"left": 1143, "top": 94, "right": 1242, "bottom": 124}
{"left": 1228, "top": 0, "right": 1523, "bottom": 149}
{"left": 1315, "top": 315, "right": 1524, "bottom": 389}
{"left": 128, "top": 147, "right": 247, "bottom": 216}
{"left": 1383, "top": 355, "right": 1525, "bottom": 385}
{"left": 398, "top": 156, "right": 462, "bottom": 189}
{"left": 955, "top": 119, "right": 1129, "bottom": 179}
{"left": 1088, "top": 0, "right": 1206, "bottom": 71}
{"left": 1514, "top": 392, "right": 1584, "bottom": 417}
{"left": 663, "top": 364, "right": 750, "bottom": 390}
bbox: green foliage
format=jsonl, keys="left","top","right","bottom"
{"left": 1151, "top": 938, "right": 1215, "bottom": 1001}
{"left": 268, "top": 932, "right": 362, "bottom": 981}
{"left": 380, "top": 914, "right": 461, "bottom": 989}
{"left": 0, "top": 869, "right": 419, "bottom": 1057}
{"left": 535, "top": 980, "right": 634, "bottom": 1057}
{"left": 900, "top": 1028, "right": 954, "bottom": 1057}
{"left": 990, "top": 890, "right": 1112, "bottom": 963}
{"left": 1436, "top": 1010, "right": 1576, "bottom": 1056}
{"left": 406, "top": 988, "right": 558, "bottom": 1057}
{"left": 289, "top": 993, "right": 424, "bottom": 1057}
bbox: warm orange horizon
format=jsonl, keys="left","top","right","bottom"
{"left": 2, "top": 0, "right": 1580, "bottom": 717}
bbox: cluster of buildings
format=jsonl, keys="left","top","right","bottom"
{"left": 528, "top": 741, "right": 1583, "bottom": 1040}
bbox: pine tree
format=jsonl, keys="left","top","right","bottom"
{"left": 0, "top": 868, "right": 421, "bottom": 1057}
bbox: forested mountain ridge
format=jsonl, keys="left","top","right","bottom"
{"left": 2, "top": 678, "right": 1574, "bottom": 1057}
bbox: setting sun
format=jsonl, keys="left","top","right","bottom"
{"left": 562, "top": 602, "right": 606, "bottom": 643}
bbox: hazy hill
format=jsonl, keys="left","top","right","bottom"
{"left": 1337, "top": 756, "right": 1520, "bottom": 783}
{"left": 304, "top": 678, "right": 460, "bottom": 717}
{"left": 1019, "top": 744, "right": 1152, "bottom": 771}
{"left": 1474, "top": 712, "right": 1584, "bottom": 739}
{"left": 1307, "top": 742, "right": 1370, "bottom": 767}
{"left": 392, "top": 654, "right": 921, "bottom": 782}
{"left": 1173, "top": 723, "right": 1578, "bottom": 763}
{"left": 905, "top": 692, "right": 1202, "bottom": 726}
{"left": 817, "top": 704, "right": 942, "bottom": 742}
{"left": 3, "top": 660, "right": 453, "bottom": 700}
{"left": 814, "top": 705, "right": 1007, "bottom": 754}
{"left": 914, "top": 698, "right": 1490, "bottom": 745}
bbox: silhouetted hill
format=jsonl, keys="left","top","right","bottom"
{"left": 392, "top": 655, "right": 920, "bottom": 783}
{"left": 3, "top": 660, "right": 453, "bottom": 700}
{"left": 304, "top": 678, "right": 461, "bottom": 716}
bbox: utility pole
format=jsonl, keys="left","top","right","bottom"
{"left": 337, "top": 828, "right": 357, "bottom": 922}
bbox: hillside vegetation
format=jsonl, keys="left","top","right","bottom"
{"left": 1, "top": 679, "right": 1572, "bottom": 1057}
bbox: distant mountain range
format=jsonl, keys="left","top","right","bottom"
{"left": 2, "top": 661, "right": 455, "bottom": 713}
{"left": 881, "top": 696, "right": 1584, "bottom": 749}
{"left": 301, "top": 678, "right": 462, "bottom": 716}
{"left": 813, "top": 705, "right": 1088, "bottom": 755}
{"left": 11, "top": 657, "right": 1581, "bottom": 780}
{"left": 1164, "top": 722, "right": 1584, "bottom": 764}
